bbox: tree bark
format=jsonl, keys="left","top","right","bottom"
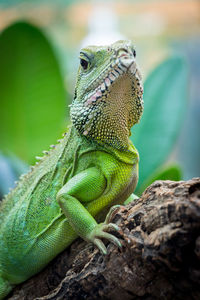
{"left": 8, "top": 178, "right": 200, "bottom": 300}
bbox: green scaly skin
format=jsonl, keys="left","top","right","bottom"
{"left": 0, "top": 40, "right": 143, "bottom": 299}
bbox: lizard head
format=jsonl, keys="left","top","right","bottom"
{"left": 71, "top": 40, "right": 144, "bottom": 149}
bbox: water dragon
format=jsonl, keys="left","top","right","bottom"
{"left": 0, "top": 40, "right": 143, "bottom": 299}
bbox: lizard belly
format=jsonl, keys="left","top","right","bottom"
{"left": 114, "top": 164, "right": 138, "bottom": 205}
{"left": 86, "top": 152, "right": 138, "bottom": 220}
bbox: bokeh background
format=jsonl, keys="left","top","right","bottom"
{"left": 0, "top": 0, "right": 199, "bottom": 197}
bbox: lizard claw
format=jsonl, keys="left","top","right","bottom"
{"left": 87, "top": 221, "right": 122, "bottom": 255}
{"left": 101, "top": 222, "right": 119, "bottom": 232}
{"left": 93, "top": 238, "right": 107, "bottom": 255}
{"left": 105, "top": 204, "right": 121, "bottom": 224}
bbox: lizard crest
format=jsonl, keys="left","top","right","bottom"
{"left": 71, "top": 40, "right": 144, "bottom": 149}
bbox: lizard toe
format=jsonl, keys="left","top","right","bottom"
{"left": 105, "top": 205, "right": 121, "bottom": 224}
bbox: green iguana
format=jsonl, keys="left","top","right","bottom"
{"left": 0, "top": 40, "right": 143, "bottom": 299}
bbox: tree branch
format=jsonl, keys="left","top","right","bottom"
{"left": 8, "top": 178, "right": 200, "bottom": 300}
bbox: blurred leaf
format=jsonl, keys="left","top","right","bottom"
{"left": 0, "top": 0, "right": 76, "bottom": 8}
{"left": 137, "top": 164, "right": 182, "bottom": 196}
{"left": 0, "top": 153, "right": 17, "bottom": 197}
{"left": 0, "top": 152, "right": 29, "bottom": 198}
{"left": 6, "top": 153, "right": 29, "bottom": 178}
{"left": 0, "top": 0, "right": 25, "bottom": 7}
{"left": 131, "top": 56, "right": 188, "bottom": 191}
{"left": 0, "top": 21, "right": 68, "bottom": 163}
{"left": 178, "top": 101, "right": 200, "bottom": 180}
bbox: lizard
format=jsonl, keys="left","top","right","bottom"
{"left": 0, "top": 40, "right": 143, "bottom": 299}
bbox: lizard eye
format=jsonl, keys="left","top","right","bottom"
{"left": 80, "top": 58, "right": 89, "bottom": 70}
{"left": 133, "top": 49, "right": 136, "bottom": 58}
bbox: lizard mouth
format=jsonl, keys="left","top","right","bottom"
{"left": 84, "top": 54, "right": 143, "bottom": 107}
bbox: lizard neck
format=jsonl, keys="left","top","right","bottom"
{"left": 71, "top": 99, "right": 130, "bottom": 150}
{"left": 90, "top": 102, "right": 131, "bottom": 150}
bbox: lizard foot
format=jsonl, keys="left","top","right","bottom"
{"left": 87, "top": 222, "right": 122, "bottom": 255}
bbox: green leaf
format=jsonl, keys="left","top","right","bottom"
{"left": 131, "top": 57, "right": 188, "bottom": 191}
{"left": 0, "top": 21, "right": 68, "bottom": 163}
{"left": 137, "top": 164, "right": 182, "bottom": 196}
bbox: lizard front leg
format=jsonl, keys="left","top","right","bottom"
{"left": 56, "top": 167, "right": 121, "bottom": 254}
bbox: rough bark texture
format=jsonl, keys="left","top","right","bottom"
{"left": 8, "top": 178, "right": 200, "bottom": 300}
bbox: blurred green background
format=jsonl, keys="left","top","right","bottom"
{"left": 0, "top": 0, "right": 199, "bottom": 198}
